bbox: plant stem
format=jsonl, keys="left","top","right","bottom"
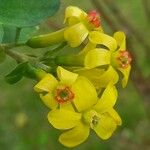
{"left": 4, "top": 48, "right": 28, "bottom": 63}
{"left": 45, "top": 42, "right": 67, "bottom": 56}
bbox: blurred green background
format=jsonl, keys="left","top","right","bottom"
{"left": 0, "top": 0, "right": 150, "bottom": 149}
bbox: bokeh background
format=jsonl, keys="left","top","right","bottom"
{"left": 0, "top": 0, "right": 150, "bottom": 149}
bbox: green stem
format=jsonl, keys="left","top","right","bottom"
{"left": 0, "top": 43, "right": 25, "bottom": 50}
{"left": 40, "top": 42, "right": 67, "bottom": 61}
{"left": 4, "top": 48, "right": 28, "bottom": 63}
{"left": 4, "top": 48, "right": 52, "bottom": 81}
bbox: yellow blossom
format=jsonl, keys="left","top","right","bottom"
{"left": 64, "top": 6, "right": 103, "bottom": 47}
{"left": 47, "top": 84, "right": 122, "bottom": 147}
{"left": 83, "top": 31, "right": 132, "bottom": 88}
{"left": 34, "top": 66, "right": 98, "bottom": 112}
{"left": 56, "top": 31, "right": 132, "bottom": 88}
{"left": 27, "top": 6, "right": 103, "bottom": 48}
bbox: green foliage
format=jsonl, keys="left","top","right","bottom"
{"left": 0, "top": 0, "right": 60, "bottom": 44}
{"left": 5, "top": 62, "right": 28, "bottom": 84}
{"left": 19, "top": 27, "right": 38, "bottom": 43}
{"left": 5, "top": 62, "right": 45, "bottom": 84}
{"left": 0, "top": 0, "right": 60, "bottom": 27}
{"left": 2, "top": 25, "right": 38, "bottom": 43}
{"left": 2, "top": 25, "right": 16, "bottom": 43}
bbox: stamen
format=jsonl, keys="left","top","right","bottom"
{"left": 91, "top": 115, "right": 99, "bottom": 127}
{"left": 117, "top": 50, "right": 132, "bottom": 68}
{"left": 83, "top": 110, "right": 100, "bottom": 128}
{"left": 87, "top": 10, "right": 100, "bottom": 28}
{"left": 55, "top": 86, "right": 74, "bottom": 103}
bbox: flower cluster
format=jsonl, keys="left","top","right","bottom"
{"left": 31, "top": 6, "right": 132, "bottom": 148}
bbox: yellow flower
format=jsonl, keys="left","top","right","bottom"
{"left": 75, "top": 66, "right": 119, "bottom": 89}
{"left": 56, "top": 31, "right": 132, "bottom": 88}
{"left": 83, "top": 31, "right": 132, "bottom": 88}
{"left": 34, "top": 66, "right": 97, "bottom": 112}
{"left": 64, "top": 6, "right": 103, "bottom": 47}
{"left": 27, "top": 6, "right": 103, "bottom": 48}
{"left": 55, "top": 32, "right": 119, "bottom": 88}
{"left": 47, "top": 84, "right": 122, "bottom": 147}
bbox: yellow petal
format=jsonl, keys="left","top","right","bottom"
{"left": 75, "top": 68, "right": 105, "bottom": 89}
{"left": 107, "top": 108, "right": 122, "bottom": 126}
{"left": 47, "top": 109, "right": 81, "bottom": 130}
{"left": 94, "top": 113, "right": 117, "bottom": 140}
{"left": 64, "top": 23, "right": 89, "bottom": 47}
{"left": 84, "top": 48, "right": 111, "bottom": 69}
{"left": 40, "top": 93, "right": 57, "bottom": 109}
{"left": 60, "top": 102, "right": 75, "bottom": 111}
{"left": 89, "top": 31, "right": 117, "bottom": 51}
{"left": 57, "top": 66, "right": 78, "bottom": 85}
{"left": 114, "top": 31, "right": 126, "bottom": 50}
{"left": 118, "top": 65, "right": 131, "bottom": 88}
{"left": 59, "top": 121, "right": 90, "bottom": 147}
{"left": 34, "top": 74, "right": 58, "bottom": 93}
{"left": 64, "top": 6, "right": 87, "bottom": 25}
{"left": 79, "top": 41, "right": 96, "bottom": 55}
{"left": 95, "top": 66, "right": 119, "bottom": 88}
{"left": 77, "top": 66, "right": 119, "bottom": 88}
{"left": 94, "top": 85, "right": 118, "bottom": 113}
{"left": 72, "top": 76, "right": 98, "bottom": 112}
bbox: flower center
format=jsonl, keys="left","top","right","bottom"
{"left": 55, "top": 86, "right": 74, "bottom": 103}
{"left": 87, "top": 10, "right": 100, "bottom": 28}
{"left": 83, "top": 110, "right": 100, "bottom": 128}
{"left": 91, "top": 115, "right": 100, "bottom": 127}
{"left": 117, "top": 50, "right": 132, "bottom": 68}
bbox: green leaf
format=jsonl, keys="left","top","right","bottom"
{"left": 0, "top": 47, "right": 6, "bottom": 63}
{"left": 0, "top": 0, "right": 60, "bottom": 27}
{"left": 2, "top": 25, "right": 38, "bottom": 43}
{"left": 23, "top": 63, "right": 39, "bottom": 79}
{"left": 5, "top": 62, "right": 28, "bottom": 84}
{"left": 2, "top": 25, "right": 16, "bottom": 43}
{"left": 19, "top": 26, "right": 39, "bottom": 43}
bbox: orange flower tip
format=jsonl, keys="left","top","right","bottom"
{"left": 87, "top": 10, "right": 101, "bottom": 28}
{"left": 55, "top": 86, "right": 74, "bottom": 103}
{"left": 117, "top": 50, "right": 132, "bottom": 69}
